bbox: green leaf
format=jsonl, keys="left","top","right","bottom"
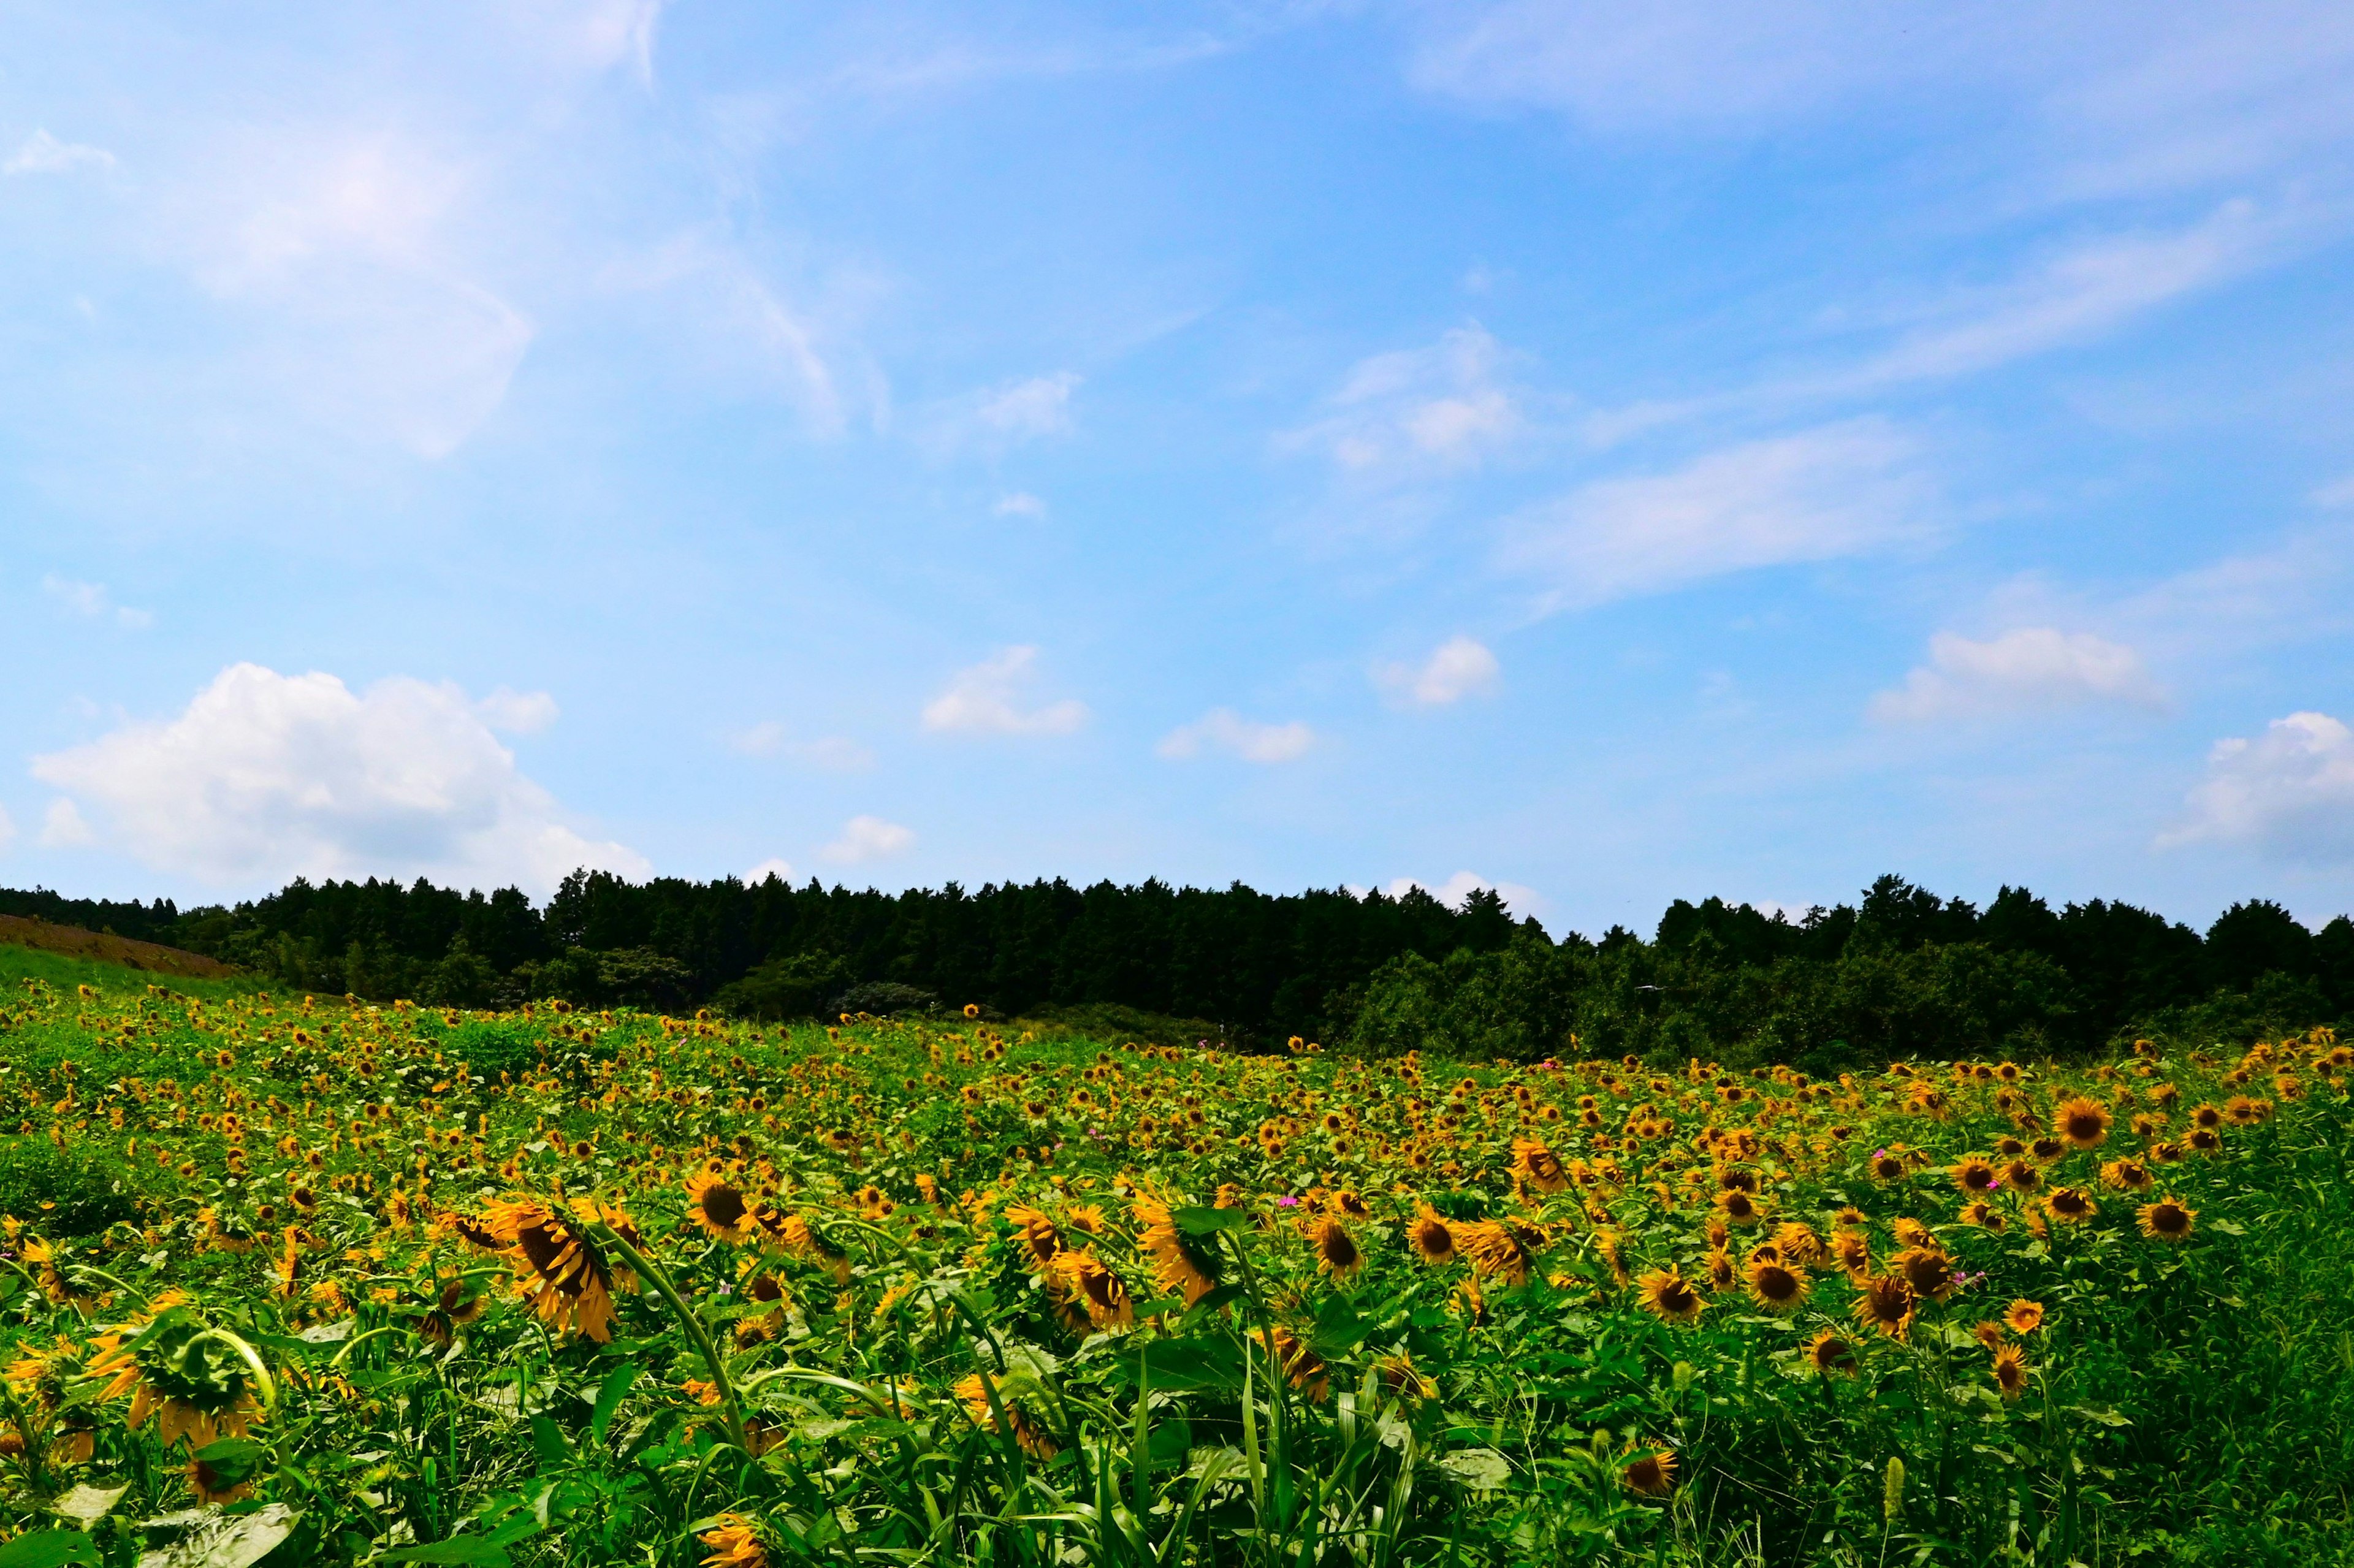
{"left": 0, "top": 1534, "right": 99, "bottom": 1567}
{"left": 1172, "top": 1207, "right": 1251, "bottom": 1235}
{"left": 1436, "top": 1447, "right": 1512, "bottom": 1491}
{"left": 381, "top": 1542, "right": 511, "bottom": 1566}
{"left": 1311, "top": 1294, "right": 1368, "bottom": 1355}
{"left": 1137, "top": 1337, "right": 1244, "bottom": 1392}
{"left": 528, "top": 1415, "right": 570, "bottom": 1468}
{"left": 591, "top": 1363, "right": 641, "bottom": 1446}
{"left": 134, "top": 1503, "right": 300, "bottom": 1568}
{"left": 48, "top": 1484, "right": 128, "bottom": 1530}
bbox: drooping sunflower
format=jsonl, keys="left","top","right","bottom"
{"left": 1958, "top": 1201, "right": 2005, "bottom": 1231}
{"left": 1853, "top": 1273, "right": 1914, "bottom": 1339}
{"left": 953, "top": 1372, "right": 1057, "bottom": 1458}
{"left": 1457, "top": 1219, "right": 1543, "bottom": 1287}
{"left": 1702, "top": 1249, "right": 1739, "bottom": 1293}
{"left": 1375, "top": 1351, "right": 1438, "bottom": 1401}
{"left": 485, "top": 1197, "right": 619, "bottom": 1343}
{"left": 1830, "top": 1230, "right": 1873, "bottom": 1279}
{"left": 1135, "top": 1205, "right": 1221, "bottom": 1306}
{"left": 685, "top": 1170, "right": 754, "bottom": 1244}
{"left": 2055, "top": 1097, "right": 2112, "bottom": 1149}
{"left": 1989, "top": 1343, "right": 2031, "bottom": 1401}
{"left": 2044, "top": 1187, "right": 2097, "bottom": 1225}
{"left": 2004, "top": 1298, "right": 2046, "bottom": 1336}
{"left": 1310, "top": 1218, "right": 1363, "bottom": 1281}
{"left": 1622, "top": 1448, "right": 1677, "bottom": 1496}
{"left": 1894, "top": 1246, "right": 1957, "bottom": 1303}
{"left": 699, "top": 1513, "right": 768, "bottom": 1568}
{"left": 2100, "top": 1159, "right": 2154, "bottom": 1193}
{"left": 2137, "top": 1197, "right": 2196, "bottom": 1242}
{"left": 1407, "top": 1207, "right": 1457, "bottom": 1266}
{"left": 86, "top": 1302, "right": 269, "bottom": 1451}
{"left": 1772, "top": 1222, "right": 1825, "bottom": 1268}
{"left": 1003, "top": 1205, "right": 1064, "bottom": 1270}
{"left": 1265, "top": 1326, "right": 1330, "bottom": 1402}
{"left": 1745, "top": 1257, "right": 1810, "bottom": 1314}
{"left": 1049, "top": 1249, "right": 1134, "bottom": 1330}
{"left": 1805, "top": 1328, "right": 1859, "bottom": 1376}
{"left": 1634, "top": 1268, "right": 1704, "bottom": 1325}
{"left": 1511, "top": 1138, "right": 1570, "bottom": 1195}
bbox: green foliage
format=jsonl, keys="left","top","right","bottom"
{"left": 712, "top": 951, "right": 853, "bottom": 1021}
{"left": 0, "top": 1137, "right": 147, "bottom": 1236}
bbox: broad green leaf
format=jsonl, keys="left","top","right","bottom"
{"left": 1171, "top": 1207, "right": 1251, "bottom": 1235}
{"left": 381, "top": 1541, "right": 511, "bottom": 1566}
{"left": 134, "top": 1503, "right": 300, "bottom": 1568}
{"left": 591, "top": 1363, "right": 641, "bottom": 1446}
{"left": 49, "top": 1483, "right": 128, "bottom": 1529}
{"left": 0, "top": 1533, "right": 100, "bottom": 1567}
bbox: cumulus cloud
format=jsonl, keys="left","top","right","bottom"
{"left": 39, "top": 800, "right": 96, "bottom": 848}
{"left": 29, "top": 663, "right": 645, "bottom": 892}
{"left": 1376, "top": 871, "right": 1544, "bottom": 918}
{"left": 2161, "top": 710, "right": 2354, "bottom": 860}
{"left": 744, "top": 856, "right": 796, "bottom": 885}
{"left": 1156, "top": 709, "right": 1316, "bottom": 764}
{"left": 921, "top": 647, "right": 1089, "bottom": 737}
{"left": 728, "top": 721, "right": 875, "bottom": 769}
{"left": 821, "top": 815, "right": 915, "bottom": 863}
{"left": 1284, "top": 325, "right": 1523, "bottom": 479}
{"left": 42, "top": 574, "right": 151, "bottom": 629}
{"left": 1376, "top": 636, "right": 1501, "bottom": 707}
{"left": 478, "top": 686, "right": 560, "bottom": 734}
{"left": 993, "top": 492, "right": 1048, "bottom": 517}
{"left": 1502, "top": 417, "right": 1927, "bottom": 609}
{"left": 1870, "top": 628, "right": 2167, "bottom": 721}
{"left": 4, "top": 129, "right": 116, "bottom": 177}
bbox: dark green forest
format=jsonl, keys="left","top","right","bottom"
{"left": 7, "top": 870, "right": 2350, "bottom": 1071}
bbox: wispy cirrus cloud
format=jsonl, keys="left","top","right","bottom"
{"left": 1157, "top": 709, "right": 1315, "bottom": 764}
{"left": 1501, "top": 417, "right": 1930, "bottom": 609}
{"left": 921, "top": 647, "right": 1089, "bottom": 737}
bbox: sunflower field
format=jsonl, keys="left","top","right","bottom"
{"left": 0, "top": 942, "right": 2348, "bottom": 1567}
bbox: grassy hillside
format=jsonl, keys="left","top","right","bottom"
{"left": 0, "top": 945, "right": 2347, "bottom": 1564}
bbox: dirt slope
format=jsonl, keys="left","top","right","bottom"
{"left": 0, "top": 915, "right": 238, "bottom": 980}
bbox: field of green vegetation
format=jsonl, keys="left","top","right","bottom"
{"left": 0, "top": 938, "right": 2346, "bottom": 1566}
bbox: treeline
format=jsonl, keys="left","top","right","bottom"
{"left": 5, "top": 872, "right": 2350, "bottom": 1069}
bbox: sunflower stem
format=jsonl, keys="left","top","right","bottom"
{"left": 592, "top": 1221, "right": 747, "bottom": 1451}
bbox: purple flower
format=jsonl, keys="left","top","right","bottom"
{"left": 1276, "top": 1195, "right": 1300, "bottom": 1208}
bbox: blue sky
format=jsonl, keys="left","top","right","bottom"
{"left": 7, "top": 0, "right": 2354, "bottom": 935}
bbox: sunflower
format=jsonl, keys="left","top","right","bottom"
{"left": 2029, "top": 1136, "right": 2067, "bottom": 1163}
{"left": 953, "top": 1371, "right": 1057, "bottom": 1458}
{"left": 485, "top": 1197, "right": 619, "bottom": 1342}
{"left": 1715, "top": 1189, "right": 1764, "bottom": 1227}
{"left": 2187, "top": 1127, "right": 2223, "bottom": 1155}
{"left": 1958, "top": 1201, "right": 2004, "bottom": 1231}
{"left": 1622, "top": 1448, "right": 1677, "bottom": 1496}
{"left": 1745, "top": 1257, "right": 1809, "bottom": 1313}
{"left": 1830, "top": 1230, "right": 1872, "bottom": 1279}
{"left": 1407, "top": 1207, "right": 1457, "bottom": 1266}
{"left": 1989, "top": 1343, "right": 2030, "bottom": 1401}
{"left": 1457, "top": 1219, "right": 1542, "bottom": 1287}
{"left": 2100, "top": 1159, "right": 2154, "bottom": 1193}
{"left": 685, "top": 1170, "right": 754, "bottom": 1244}
{"left": 699, "top": 1513, "right": 768, "bottom": 1568}
{"left": 187, "top": 1451, "right": 254, "bottom": 1505}
{"left": 2004, "top": 1298, "right": 2045, "bottom": 1336}
{"left": 1266, "top": 1326, "right": 1329, "bottom": 1402}
{"left": 86, "top": 1302, "right": 268, "bottom": 1451}
{"left": 1512, "top": 1139, "right": 1570, "bottom": 1194}
{"left": 1853, "top": 1273, "right": 1914, "bottom": 1339}
{"left": 1894, "top": 1246, "right": 1956, "bottom": 1303}
{"left": 1703, "top": 1249, "right": 1739, "bottom": 1293}
{"left": 2002, "top": 1159, "right": 2042, "bottom": 1193}
{"left": 1004, "top": 1205, "right": 1064, "bottom": 1269}
{"left": 1375, "top": 1351, "right": 1438, "bottom": 1401}
{"left": 2044, "top": 1187, "right": 2096, "bottom": 1225}
{"left": 1868, "top": 1152, "right": 1906, "bottom": 1182}
{"left": 1310, "top": 1218, "right": 1363, "bottom": 1280}
{"left": 1136, "top": 1205, "right": 1222, "bottom": 1306}
{"left": 1772, "top": 1222, "right": 1825, "bottom": 1268}
{"left": 1048, "top": 1250, "right": 1133, "bottom": 1330}
{"left": 1805, "top": 1328, "right": 1859, "bottom": 1376}
{"left": 1950, "top": 1155, "right": 1998, "bottom": 1196}
{"left": 2191, "top": 1102, "right": 2224, "bottom": 1130}
{"left": 2053, "top": 1097, "right": 2111, "bottom": 1149}
{"left": 1891, "top": 1216, "right": 1935, "bottom": 1250}
{"left": 1634, "top": 1269, "right": 1704, "bottom": 1325}
{"left": 2137, "top": 1197, "right": 2196, "bottom": 1242}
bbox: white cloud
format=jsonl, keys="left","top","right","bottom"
{"left": 2314, "top": 474, "right": 2354, "bottom": 509}
{"left": 29, "top": 663, "right": 645, "bottom": 892}
{"left": 1156, "top": 709, "right": 1316, "bottom": 764}
{"left": 1503, "top": 417, "right": 1927, "bottom": 609}
{"left": 525, "top": 0, "right": 667, "bottom": 81}
{"left": 2161, "top": 710, "right": 2354, "bottom": 860}
{"left": 1379, "top": 871, "right": 1545, "bottom": 919}
{"left": 1376, "top": 636, "right": 1501, "bottom": 707}
{"left": 727, "top": 721, "right": 874, "bottom": 769}
{"left": 39, "top": 799, "right": 95, "bottom": 848}
{"left": 478, "top": 687, "right": 560, "bottom": 734}
{"left": 994, "top": 492, "right": 1048, "bottom": 517}
{"left": 1870, "top": 628, "right": 2168, "bottom": 721}
{"left": 4, "top": 129, "right": 116, "bottom": 177}
{"left": 1284, "top": 325, "right": 1523, "bottom": 479}
{"left": 1840, "top": 200, "right": 2296, "bottom": 388}
{"left": 820, "top": 814, "right": 914, "bottom": 864}
{"left": 924, "top": 373, "right": 1081, "bottom": 454}
{"left": 744, "top": 856, "right": 796, "bottom": 885}
{"left": 921, "top": 647, "right": 1089, "bottom": 737}
{"left": 41, "top": 574, "right": 151, "bottom": 629}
